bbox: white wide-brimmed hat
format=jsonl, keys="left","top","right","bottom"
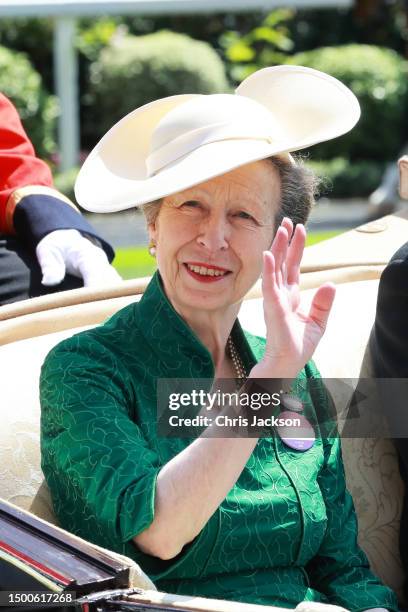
{"left": 75, "top": 65, "right": 360, "bottom": 213}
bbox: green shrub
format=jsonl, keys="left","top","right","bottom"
{"left": 83, "top": 30, "right": 230, "bottom": 147}
{"left": 0, "top": 18, "right": 54, "bottom": 93}
{"left": 290, "top": 45, "right": 408, "bottom": 162}
{"left": 0, "top": 45, "right": 57, "bottom": 158}
{"left": 77, "top": 18, "right": 120, "bottom": 62}
{"left": 307, "top": 157, "right": 385, "bottom": 198}
{"left": 219, "top": 9, "right": 295, "bottom": 83}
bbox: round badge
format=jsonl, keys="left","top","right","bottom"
{"left": 276, "top": 410, "right": 315, "bottom": 451}
{"left": 280, "top": 393, "right": 303, "bottom": 413}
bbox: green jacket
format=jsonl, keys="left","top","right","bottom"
{"left": 40, "top": 272, "right": 398, "bottom": 611}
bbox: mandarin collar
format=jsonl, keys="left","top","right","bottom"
{"left": 136, "top": 271, "right": 258, "bottom": 378}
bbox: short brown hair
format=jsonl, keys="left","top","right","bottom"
{"left": 142, "top": 198, "right": 162, "bottom": 227}
{"left": 268, "top": 155, "right": 319, "bottom": 232}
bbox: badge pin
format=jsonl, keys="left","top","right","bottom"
{"left": 276, "top": 408, "right": 315, "bottom": 451}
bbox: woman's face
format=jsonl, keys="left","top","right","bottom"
{"left": 148, "top": 159, "right": 281, "bottom": 315}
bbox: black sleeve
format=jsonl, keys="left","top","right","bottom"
{"left": 371, "top": 241, "right": 408, "bottom": 378}
{"left": 13, "top": 194, "right": 114, "bottom": 262}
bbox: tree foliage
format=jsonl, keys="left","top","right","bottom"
{"left": 290, "top": 44, "right": 408, "bottom": 161}
{"left": 219, "top": 9, "right": 295, "bottom": 82}
{"left": 82, "top": 30, "right": 230, "bottom": 148}
{"left": 0, "top": 45, "right": 57, "bottom": 157}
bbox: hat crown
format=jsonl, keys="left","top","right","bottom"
{"left": 147, "top": 94, "right": 284, "bottom": 176}
{"left": 151, "top": 93, "right": 277, "bottom": 153}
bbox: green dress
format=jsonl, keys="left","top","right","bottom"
{"left": 40, "top": 272, "right": 398, "bottom": 611}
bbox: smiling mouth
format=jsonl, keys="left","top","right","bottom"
{"left": 184, "top": 262, "right": 231, "bottom": 279}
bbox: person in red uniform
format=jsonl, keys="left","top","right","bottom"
{"left": 0, "top": 93, "right": 121, "bottom": 305}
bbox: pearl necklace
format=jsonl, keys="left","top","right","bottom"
{"left": 227, "top": 335, "right": 247, "bottom": 380}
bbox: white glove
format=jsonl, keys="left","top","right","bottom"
{"left": 36, "top": 229, "right": 122, "bottom": 287}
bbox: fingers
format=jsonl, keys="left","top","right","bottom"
{"left": 77, "top": 249, "right": 122, "bottom": 287}
{"left": 286, "top": 223, "right": 306, "bottom": 286}
{"left": 308, "top": 282, "right": 336, "bottom": 331}
{"left": 270, "top": 218, "right": 303, "bottom": 287}
{"left": 270, "top": 226, "right": 288, "bottom": 285}
{"left": 36, "top": 230, "right": 123, "bottom": 288}
{"left": 36, "top": 242, "right": 66, "bottom": 286}
{"left": 82, "top": 264, "right": 122, "bottom": 287}
{"left": 281, "top": 217, "right": 293, "bottom": 239}
{"left": 261, "top": 250, "right": 286, "bottom": 318}
{"left": 262, "top": 250, "right": 276, "bottom": 294}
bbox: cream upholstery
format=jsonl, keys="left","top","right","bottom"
{"left": 1, "top": 214, "right": 407, "bottom": 608}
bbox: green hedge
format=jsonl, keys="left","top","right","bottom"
{"left": 0, "top": 45, "right": 57, "bottom": 158}
{"left": 83, "top": 30, "right": 230, "bottom": 147}
{"left": 290, "top": 45, "right": 408, "bottom": 162}
{"left": 307, "top": 157, "right": 385, "bottom": 198}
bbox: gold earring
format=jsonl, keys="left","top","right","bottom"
{"left": 148, "top": 241, "right": 156, "bottom": 257}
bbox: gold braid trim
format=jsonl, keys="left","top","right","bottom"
{"left": 5, "top": 185, "right": 79, "bottom": 234}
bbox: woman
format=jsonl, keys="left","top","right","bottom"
{"left": 40, "top": 66, "right": 398, "bottom": 611}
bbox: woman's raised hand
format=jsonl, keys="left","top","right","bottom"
{"left": 251, "top": 218, "right": 336, "bottom": 380}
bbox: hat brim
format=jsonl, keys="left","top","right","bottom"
{"left": 236, "top": 65, "right": 360, "bottom": 145}
{"left": 75, "top": 66, "right": 360, "bottom": 213}
{"left": 77, "top": 137, "right": 293, "bottom": 213}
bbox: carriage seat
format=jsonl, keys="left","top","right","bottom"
{"left": 1, "top": 211, "right": 408, "bottom": 605}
